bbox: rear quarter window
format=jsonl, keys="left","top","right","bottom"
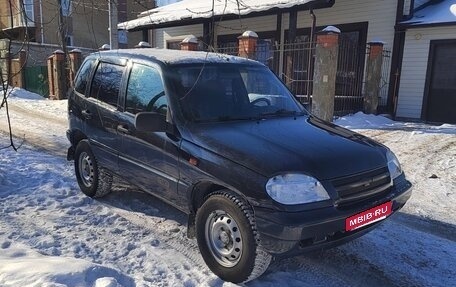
{"left": 74, "top": 59, "right": 93, "bottom": 94}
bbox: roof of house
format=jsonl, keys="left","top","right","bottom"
{"left": 401, "top": 0, "right": 456, "bottom": 27}
{"left": 118, "top": 0, "right": 330, "bottom": 31}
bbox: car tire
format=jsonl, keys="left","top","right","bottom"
{"left": 196, "top": 190, "right": 272, "bottom": 283}
{"left": 74, "top": 140, "right": 112, "bottom": 198}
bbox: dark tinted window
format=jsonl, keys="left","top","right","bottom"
{"left": 126, "top": 63, "right": 167, "bottom": 115}
{"left": 90, "top": 62, "right": 123, "bottom": 106}
{"left": 174, "top": 65, "right": 304, "bottom": 122}
{"left": 74, "top": 59, "right": 93, "bottom": 94}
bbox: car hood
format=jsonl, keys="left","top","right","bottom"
{"left": 183, "top": 116, "right": 387, "bottom": 180}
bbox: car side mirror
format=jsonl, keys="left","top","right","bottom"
{"left": 135, "top": 112, "right": 167, "bottom": 132}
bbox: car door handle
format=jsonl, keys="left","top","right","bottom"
{"left": 81, "top": 110, "right": 92, "bottom": 120}
{"left": 117, "top": 124, "right": 130, "bottom": 134}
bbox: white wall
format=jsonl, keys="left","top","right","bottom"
{"left": 215, "top": 15, "right": 278, "bottom": 36}
{"left": 153, "top": 15, "right": 277, "bottom": 49}
{"left": 154, "top": 24, "right": 203, "bottom": 48}
{"left": 293, "top": 0, "right": 398, "bottom": 50}
{"left": 396, "top": 26, "right": 456, "bottom": 119}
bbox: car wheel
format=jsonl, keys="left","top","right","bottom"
{"left": 74, "top": 140, "right": 112, "bottom": 198}
{"left": 196, "top": 190, "right": 272, "bottom": 283}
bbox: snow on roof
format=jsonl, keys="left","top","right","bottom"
{"left": 118, "top": 0, "right": 318, "bottom": 31}
{"left": 401, "top": 0, "right": 456, "bottom": 27}
{"left": 98, "top": 48, "right": 259, "bottom": 65}
{"left": 321, "top": 25, "right": 341, "bottom": 33}
{"left": 181, "top": 35, "right": 199, "bottom": 43}
{"left": 241, "top": 30, "right": 259, "bottom": 38}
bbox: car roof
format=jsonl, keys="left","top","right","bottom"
{"left": 93, "top": 48, "right": 263, "bottom": 66}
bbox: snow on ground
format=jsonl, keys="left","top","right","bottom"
{"left": 0, "top": 89, "right": 455, "bottom": 286}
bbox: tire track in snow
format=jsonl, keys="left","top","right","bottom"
{"left": 0, "top": 100, "right": 68, "bottom": 156}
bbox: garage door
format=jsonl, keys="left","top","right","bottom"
{"left": 424, "top": 40, "right": 456, "bottom": 124}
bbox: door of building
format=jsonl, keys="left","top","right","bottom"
{"left": 424, "top": 40, "right": 456, "bottom": 124}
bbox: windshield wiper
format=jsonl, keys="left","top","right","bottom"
{"left": 258, "top": 109, "right": 306, "bottom": 118}
{"left": 194, "top": 116, "right": 255, "bottom": 123}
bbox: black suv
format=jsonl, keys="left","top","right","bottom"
{"left": 67, "top": 49, "right": 412, "bottom": 283}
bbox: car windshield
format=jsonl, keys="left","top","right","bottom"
{"left": 171, "top": 64, "right": 307, "bottom": 122}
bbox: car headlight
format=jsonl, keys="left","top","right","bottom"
{"left": 386, "top": 150, "right": 402, "bottom": 180}
{"left": 265, "top": 174, "right": 330, "bottom": 205}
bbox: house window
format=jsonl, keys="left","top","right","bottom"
{"left": 22, "top": 0, "right": 34, "bottom": 24}
{"left": 61, "top": 0, "right": 72, "bottom": 16}
{"left": 65, "top": 35, "right": 73, "bottom": 46}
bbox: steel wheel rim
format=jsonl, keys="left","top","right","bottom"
{"left": 205, "top": 210, "right": 243, "bottom": 268}
{"left": 78, "top": 151, "right": 94, "bottom": 188}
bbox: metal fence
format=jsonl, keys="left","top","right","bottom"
{"left": 215, "top": 38, "right": 392, "bottom": 116}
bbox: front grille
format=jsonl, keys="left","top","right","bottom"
{"left": 332, "top": 166, "right": 392, "bottom": 207}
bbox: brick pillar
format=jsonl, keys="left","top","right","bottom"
{"left": 364, "top": 41, "right": 384, "bottom": 114}
{"left": 50, "top": 50, "right": 66, "bottom": 100}
{"left": 68, "top": 49, "right": 82, "bottom": 88}
{"left": 10, "top": 50, "right": 26, "bottom": 88}
{"left": 238, "top": 31, "right": 258, "bottom": 59}
{"left": 312, "top": 26, "right": 340, "bottom": 122}
{"left": 47, "top": 55, "right": 55, "bottom": 98}
{"left": 180, "top": 36, "right": 198, "bottom": 51}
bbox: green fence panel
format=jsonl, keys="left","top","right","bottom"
{"left": 24, "top": 66, "right": 49, "bottom": 97}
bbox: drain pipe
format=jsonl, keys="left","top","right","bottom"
{"left": 306, "top": 7, "right": 316, "bottom": 104}
{"left": 39, "top": 0, "right": 44, "bottom": 43}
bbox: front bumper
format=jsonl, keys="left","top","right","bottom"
{"left": 254, "top": 176, "right": 412, "bottom": 257}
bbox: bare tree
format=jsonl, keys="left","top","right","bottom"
{"left": 0, "top": 0, "right": 30, "bottom": 151}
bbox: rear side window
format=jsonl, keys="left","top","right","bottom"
{"left": 90, "top": 62, "right": 123, "bottom": 107}
{"left": 125, "top": 63, "right": 167, "bottom": 115}
{"left": 74, "top": 59, "right": 93, "bottom": 94}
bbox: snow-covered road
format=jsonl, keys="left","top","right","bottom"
{"left": 0, "top": 89, "right": 455, "bottom": 287}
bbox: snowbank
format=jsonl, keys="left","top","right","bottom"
{"left": 0, "top": 243, "right": 129, "bottom": 287}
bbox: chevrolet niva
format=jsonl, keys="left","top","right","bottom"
{"left": 67, "top": 49, "right": 412, "bottom": 283}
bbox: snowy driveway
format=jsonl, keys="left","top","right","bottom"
{"left": 0, "top": 90, "right": 455, "bottom": 286}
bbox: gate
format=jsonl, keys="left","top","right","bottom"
{"left": 24, "top": 66, "right": 49, "bottom": 97}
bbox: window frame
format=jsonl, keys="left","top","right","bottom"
{"left": 121, "top": 61, "right": 169, "bottom": 116}
{"left": 74, "top": 58, "right": 95, "bottom": 95}
{"left": 22, "top": 0, "right": 35, "bottom": 24}
{"left": 88, "top": 60, "right": 126, "bottom": 108}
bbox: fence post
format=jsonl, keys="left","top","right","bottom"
{"left": 68, "top": 49, "right": 82, "bottom": 88}
{"left": 0, "top": 40, "right": 9, "bottom": 83}
{"left": 47, "top": 55, "right": 55, "bottom": 98}
{"left": 10, "top": 50, "right": 26, "bottom": 88}
{"left": 50, "top": 50, "right": 66, "bottom": 100}
{"left": 238, "top": 31, "right": 258, "bottom": 59}
{"left": 364, "top": 41, "right": 384, "bottom": 114}
{"left": 312, "top": 26, "right": 340, "bottom": 122}
{"left": 180, "top": 36, "right": 199, "bottom": 51}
